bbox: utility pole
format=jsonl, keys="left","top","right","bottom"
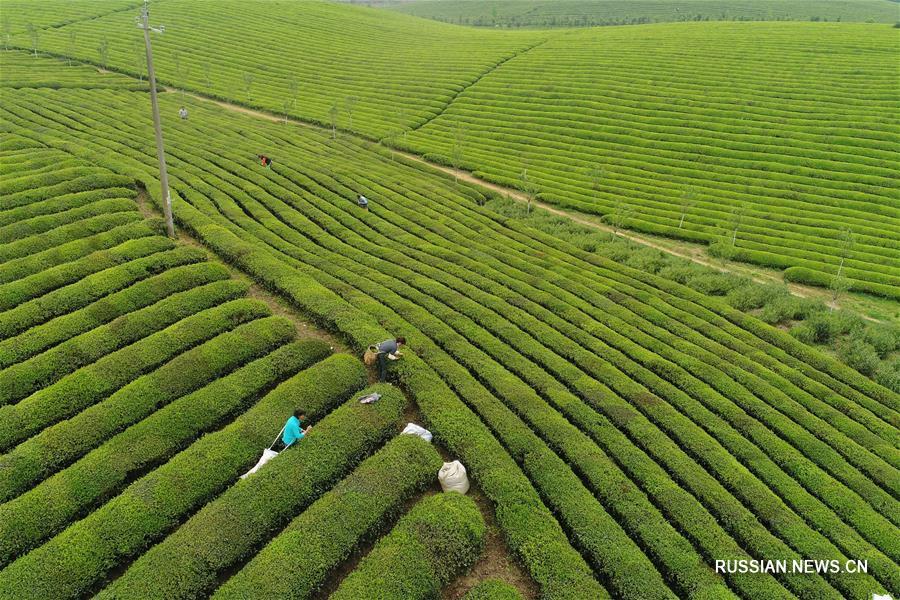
{"left": 136, "top": 0, "right": 174, "bottom": 237}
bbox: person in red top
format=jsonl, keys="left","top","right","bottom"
{"left": 257, "top": 154, "right": 272, "bottom": 168}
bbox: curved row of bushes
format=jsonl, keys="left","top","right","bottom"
{"left": 0, "top": 298, "right": 272, "bottom": 449}
{"left": 0, "top": 196, "right": 137, "bottom": 241}
{"left": 0, "top": 336, "right": 332, "bottom": 564}
{"left": 0, "top": 218, "right": 159, "bottom": 284}
{"left": 0, "top": 170, "right": 133, "bottom": 210}
{"left": 0, "top": 311, "right": 304, "bottom": 504}
{"left": 330, "top": 492, "right": 486, "bottom": 600}
{"left": 95, "top": 378, "right": 399, "bottom": 600}
{"left": 0, "top": 245, "right": 207, "bottom": 341}
{"left": 4, "top": 80, "right": 896, "bottom": 599}
{"left": 0, "top": 354, "right": 366, "bottom": 599}
{"left": 0, "top": 235, "right": 174, "bottom": 312}
{"left": 214, "top": 434, "right": 443, "bottom": 599}
{"left": 0, "top": 261, "right": 236, "bottom": 369}
{"left": 0, "top": 264, "right": 234, "bottom": 402}
{"left": 0, "top": 184, "right": 136, "bottom": 227}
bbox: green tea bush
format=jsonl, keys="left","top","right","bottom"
{"left": 214, "top": 434, "right": 442, "bottom": 599}
{"left": 657, "top": 263, "right": 706, "bottom": 284}
{"left": 464, "top": 580, "right": 524, "bottom": 600}
{"left": 0, "top": 355, "right": 368, "bottom": 598}
{"left": 836, "top": 338, "right": 881, "bottom": 377}
{"left": 0, "top": 211, "right": 141, "bottom": 261}
{"left": 0, "top": 246, "right": 207, "bottom": 340}
{"left": 759, "top": 295, "right": 824, "bottom": 324}
{"left": 0, "top": 317, "right": 318, "bottom": 505}
{"left": 792, "top": 312, "right": 849, "bottom": 345}
{"left": 0, "top": 339, "right": 333, "bottom": 564}
{"left": 0, "top": 186, "right": 135, "bottom": 227}
{"left": 862, "top": 325, "right": 900, "bottom": 358}
{"left": 0, "top": 266, "right": 239, "bottom": 369}
{"left": 330, "top": 492, "right": 486, "bottom": 600}
{"left": 685, "top": 272, "right": 747, "bottom": 296}
{"left": 874, "top": 356, "right": 900, "bottom": 393}
{"left": 0, "top": 219, "right": 158, "bottom": 284}
{"left": 623, "top": 247, "right": 668, "bottom": 274}
{"left": 0, "top": 265, "right": 233, "bottom": 402}
{"left": 0, "top": 298, "right": 270, "bottom": 449}
{"left": 0, "top": 197, "right": 136, "bottom": 241}
{"left": 97, "top": 380, "right": 399, "bottom": 600}
{"left": 726, "top": 283, "right": 789, "bottom": 311}
{"left": 0, "top": 235, "right": 174, "bottom": 311}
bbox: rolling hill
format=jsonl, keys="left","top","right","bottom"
{"left": 2, "top": 49, "right": 897, "bottom": 598}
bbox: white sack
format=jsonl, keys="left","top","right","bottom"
{"left": 241, "top": 449, "right": 279, "bottom": 479}
{"left": 401, "top": 422, "right": 433, "bottom": 443}
{"left": 438, "top": 460, "right": 470, "bottom": 494}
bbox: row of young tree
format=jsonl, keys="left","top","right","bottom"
{"left": 514, "top": 161, "right": 859, "bottom": 306}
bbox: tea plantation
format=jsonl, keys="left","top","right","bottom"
{"left": 385, "top": 0, "right": 900, "bottom": 27}
{"left": 15, "top": 1, "right": 899, "bottom": 300}
{"left": 399, "top": 22, "right": 900, "bottom": 300}
{"left": 1, "top": 2, "right": 898, "bottom": 598}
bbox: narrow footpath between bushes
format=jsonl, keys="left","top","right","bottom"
{"left": 160, "top": 85, "right": 865, "bottom": 315}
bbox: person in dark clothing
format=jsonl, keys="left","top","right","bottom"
{"left": 375, "top": 336, "right": 405, "bottom": 382}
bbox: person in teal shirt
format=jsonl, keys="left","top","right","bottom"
{"left": 281, "top": 411, "right": 309, "bottom": 449}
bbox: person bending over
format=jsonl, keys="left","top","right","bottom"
{"left": 375, "top": 336, "right": 405, "bottom": 382}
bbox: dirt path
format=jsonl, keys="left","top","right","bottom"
{"left": 162, "top": 86, "right": 882, "bottom": 319}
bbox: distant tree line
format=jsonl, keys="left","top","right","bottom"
{"left": 423, "top": 13, "right": 855, "bottom": 28}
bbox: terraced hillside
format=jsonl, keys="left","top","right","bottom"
{"left": 3, "top": 53, "right": 896, "bottom": 599}
{"left": 384, "top": 0, "right": 900, "bottom": 27}
{"left": 0, "top": 0, "right": 140, "bottom": 35}
{"left": 401, "top": 22, "right": 900, "bottom": 299}
{"left": 11, "top": 0, "right": 538, "bottom": 138}
{"left": 0, "top": 52, "right": 148, "bottom": 90}
{"left": 0, "top": 90, "right": 506, "bottom": 600}
{"left": 11, "top": 3, "right": 898, "bottom": 300}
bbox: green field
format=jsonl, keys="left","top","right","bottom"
{"left": 12, "top": 2, "right": 898, "bottom": 300}
{"left": 382, "top": 0, "right": 900, "bottom": 27}
{"left": 9, "top": 0, "right": 537, "bottom": 138}
{"left": 2, "top": 1, "right": 899, "bottom": 597}
{"left": 0, "top": 105, "right": 459, "bottom": 597}
{"left": 399, "top": 22, "right": 900, "bottom": 300}
{"left": 0, "top": 0, "right": 140, "bottom": 35}
{"left": 3, "top": 47, "right": 898, "bottom": 598}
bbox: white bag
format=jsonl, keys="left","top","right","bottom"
{"left": 241, "top": 449, "right": 279, "bottom": 479}
{"left": 438, "top": 460, "right": 469, "bottom": 494}
{"left": 401, "top": 422, "right": 433, "bottom": 443}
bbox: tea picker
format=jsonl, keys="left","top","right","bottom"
{"left": 241, "top": 411, "right": 309, "bottom": 479}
